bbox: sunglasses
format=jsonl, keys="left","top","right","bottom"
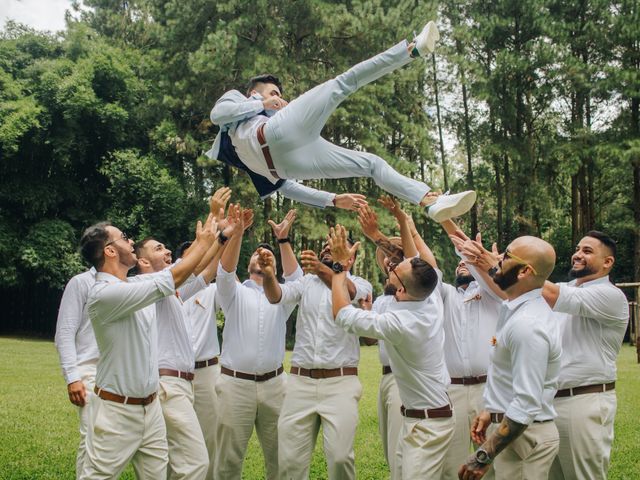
{"left": 388, "top": 262, "right": 407, "bottom": 292}
{"left": 105, "top": 232, "right": 129, "bottom": 247}
{"left": 502, "top": 249, "right": 538, "bottom": 276}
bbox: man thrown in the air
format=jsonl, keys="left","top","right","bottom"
{"left": 207, "top": 20, "right": 476, "bottom": 221}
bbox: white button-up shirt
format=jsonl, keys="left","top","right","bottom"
{"left": 373, "top": 295, "right": 394, "bottom": 366}
{"left": 217, "top": 264, "right": 302, "bottom": 374}
{"left": 185, "top": 283, "right": 221, "bottom": 362}
{"left": 484, "top": 289, "right": 561, "bottom": 424}
{"left": 336, "top": 292, "right": 450, "bottom": 410}
{"left": 277, "top": 273, "right": 372, "bottom": 369}
{"left": 87, "top": 270, "right": 175, "bottom": 397}
{"left": 55, "top": 268, "right": 99, "bottom": 384}
{"left": 156, "top": 274, "right": 206, "bottom": 373}
{"left": 553, "top": 276, "right": 629, "bottom": 389}
{"left": 440, "top": 274, "right": 500, "bottom": 378}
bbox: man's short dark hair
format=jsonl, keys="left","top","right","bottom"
{"left": 133, "top": 237, "right": 156, "bottom": 259}
{"left": 585, "top": 230, "right": 616, "bottom": 257}
{"left": 404, "top": 257, "right": 438, "bottom": 300}
{"left": 246, "top": 74, "right": 283, "bottom": 97}
{"left": 80, "top": 222, "right": 111, "bottom": 269}
{"left": 175, "top": 241, "right": 192, "bottom": 260}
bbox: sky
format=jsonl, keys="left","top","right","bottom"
{"left": 1, "top": 0, "right": 73, "bottom": 32}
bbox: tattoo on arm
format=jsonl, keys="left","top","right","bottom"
{"left": 482, "top": 416, "right": 528, "bottom": 460}
{"left": 374, "top": 239, "right": 404, "bottom": 265}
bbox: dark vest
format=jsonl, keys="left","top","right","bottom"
{"left": 216, "top": 126, "right": 285, "bottom": 198}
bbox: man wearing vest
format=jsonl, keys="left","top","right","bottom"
{"left": 207, "top": 20, "right": 476, "bottom": 221}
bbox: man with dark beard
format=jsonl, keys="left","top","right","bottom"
{"left": 542, "top": 232, "right": 629, "bottom": 480}
{"left": 457, "top": 235, "right": 561, "bottom": 480}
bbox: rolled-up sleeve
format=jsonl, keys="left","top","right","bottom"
{"left": 335, "top": 305, "right": 405, "bottom": 345}
{"left": 89, "top": 270, "right": 175, "bottom": 325}
{"left": 554, "top": 283, "right": 629, "bottom": 327}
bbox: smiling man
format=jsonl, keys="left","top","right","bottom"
{"left": 542, "top": 231, "right": 629, "bottom": 480}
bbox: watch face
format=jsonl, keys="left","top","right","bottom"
{"left": 331, "top": 262, "right": 344, "bottom": 273}
{"left": 475, "top": 449, "right": 491, "bottom": 464}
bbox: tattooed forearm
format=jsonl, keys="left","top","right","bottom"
{"left": 481, "top": 416, "right": 528, "bottom": 460}
{"left": 374, "top": 239, "right": 404, "bottom": 265}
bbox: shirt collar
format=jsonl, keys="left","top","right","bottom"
{"left": 95, "top": 271, "right": 123, "bottom": 283}
{"left": 569, "top": 275, "right": 610, "bottom": 288}
{"left": 503, "top": 287, "right": 543, "bottom": 310}
{"left": 243, "top": 279, "right": 264, "bottom": 291}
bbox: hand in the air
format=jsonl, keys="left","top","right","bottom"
{"left": 333, "top": 194, "right": 368, "bottom": 211}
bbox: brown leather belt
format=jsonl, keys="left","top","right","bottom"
{"left": 382, "top": 365, "right": 392, "bottom": 375}
{"left": 450, "top": 375, "right": 487, "bottom": 385}
{"left": 257, "top": 123, "right": 280, "bottom": 179}
{"left": 195, "top": 357, "right": 219, "bottom": 369}
{"left": 400, "top": 404, "right": 453, "bottom": 419}
{"left": 555, "top": 382, "right": 615, "bottom": 398}
{"left": 159, "top": 368, "right": 194, "bottom": 381}
{"left": 221, "top": 365, "right": 284, "bottom": 382}
{"left": 490, "top": 412, "right": 553, "bottom": 424}
{"left": 290, "top": 366, "right": 358, "bottom": 379}
{"left": 94, "top": 386, "right": 156, "bottom": 406}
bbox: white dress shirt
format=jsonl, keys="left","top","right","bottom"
{"left": 373, "top": 295, "right": 394, "bottom": 366}
{"left": 552, "top": 276, "right": 629, "bottom": 389}
{"left": 87, "top": 270, "right": 175, "bottom": 397}
{"left": 483, "top": 289, "right": 561, "bottom": 425}
{"left": 336, "top": 292, "right": 450, "bottom": 410}
{"left": 277, "top": 272, "right": 372, "bottom": 369}
{"left": 206, "top": 90, "right": 335, "bottom": 208}
{"left": 185, "top": 283, "right": 221, "bottom": 361}
{"left": 156, "top": 273, "right": 205, "bottom": 373}
{"left": 440, "top": 274, "right": 500, "bottom": 378}
{"left": 217, "top": 264, "right": 302, "bottom": 374}
{"left": 55, "top": 268, "right": 99, "bottom": 384}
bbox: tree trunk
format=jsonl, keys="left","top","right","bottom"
{"left": 459, "top": 57, "right": 477, "bottom": 236}
{"left": 431, "top": 53, "right": 449, "bottom": 192}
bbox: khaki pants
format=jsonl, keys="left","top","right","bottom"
{"left": 442, "top": 383, "right": 487, "bottom": 480}
{"left": 549, "top": 392, "right": 616, "bottom": 480}
{"left": 278, "top": 374, "right": 363, "bottom": 480}
{"left": 75, "top": 363, "right": 97, "bottom": 477}
{"left": 159, "top": 376, "right": 208, "bottom": 480}
{"left": 377, "top": 373, "right": 402, "bottom": 479}
{"left": 193, "top": 364, "right": 220, "bottom": 480}
{"left": 395, "top": 415, "right": 455, "bottom": 479}
{"left": 490, "top": 420, "right": 559, "bottom": 480}
{"left": 80, "top": 395, "right": 168, "bottom": 479}
{"left": 214, "top": 372, "right": 286, "bottom": 480}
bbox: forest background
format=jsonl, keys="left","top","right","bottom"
{"left": 0, "top": 0, "right": 638, "bottom": 336}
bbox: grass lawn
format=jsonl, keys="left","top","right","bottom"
{"left": 0, "top": 338, "right": 638, "bottom": 479}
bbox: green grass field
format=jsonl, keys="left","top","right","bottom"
{"left": 0, "top": 338, "right": 638, "bottom": 479}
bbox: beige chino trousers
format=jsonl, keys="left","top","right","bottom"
{"left": 442, "top": 383, "right": 489, "bottom": 480}
{"left": 377, "top": 373, "right": 403, "bottom": 479}
{"left": 158, "top": 375, "right": 209, "bottom": 480}
{"left": 549, "top": 391, "right": 616, "bottom": 480}
{"left": 79, "top": 395, "right": 168, "bottom": 479}
{"left": 214, "top": 372, "right": 286, "bottom": 480}
{"left": 278, "top": 373, "right": 363, "bottom": 480}
{"left": 192, "top": 363, "right": 220, "bottom": 480}
{"left": 75, "top": 362, "right": 97, "bottom": 478}
{"left": 490, "top": 420, "right": 559, "bottom": 480}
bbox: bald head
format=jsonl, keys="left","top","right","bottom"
{"left": 509, "top": 236, "right": 556, "bottom": 286}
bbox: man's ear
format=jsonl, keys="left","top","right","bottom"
{"left": 603, "top": 255, "right": 615, "bottom": 271}
{"left": 104, "top": 245, "right": 117, "bottom": 260}
{"left": 137, "top": 257, "right": 151, "bottom": 269}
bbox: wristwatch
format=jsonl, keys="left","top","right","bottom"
{"left": 474, "top": 448, "right": 493, "bottom": 465}
{"left": 331, "top": 262, "right": 346, "bottom": 273}
{"left": 218, "top": 231, "right": 229, "bottom": 245}
{"left": 277, "top": 237, "right": 291, "bottom": 244}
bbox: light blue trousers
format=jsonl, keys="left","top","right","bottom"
{"left": 265, "top": 41, "right": 431, "bottom": 204}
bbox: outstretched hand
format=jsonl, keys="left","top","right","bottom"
{"left": 334, "top": 194, "right": 368, "bottom": 211}
{"left": 300, "top": 250, "right": 322, "bottom": 275}
{"left": 357, "top": 205, "right": 381, "bottom": 240}
{"left": 378, "top": 195, "right": 404, "bottom": 220}
{"left": 268, "top": 209, "right": 296, "bottom": 240}
{"left": 450, "top": 232, "right": 499, "bottom": 271}
{"left": 328, "top": 224, "right": 360, "bottom": 266}
{"left": 209, "top": 187, "right": 232, "bottom": 219}
{"left": 196, "top": 213, "right": 219, "bottom": 246}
